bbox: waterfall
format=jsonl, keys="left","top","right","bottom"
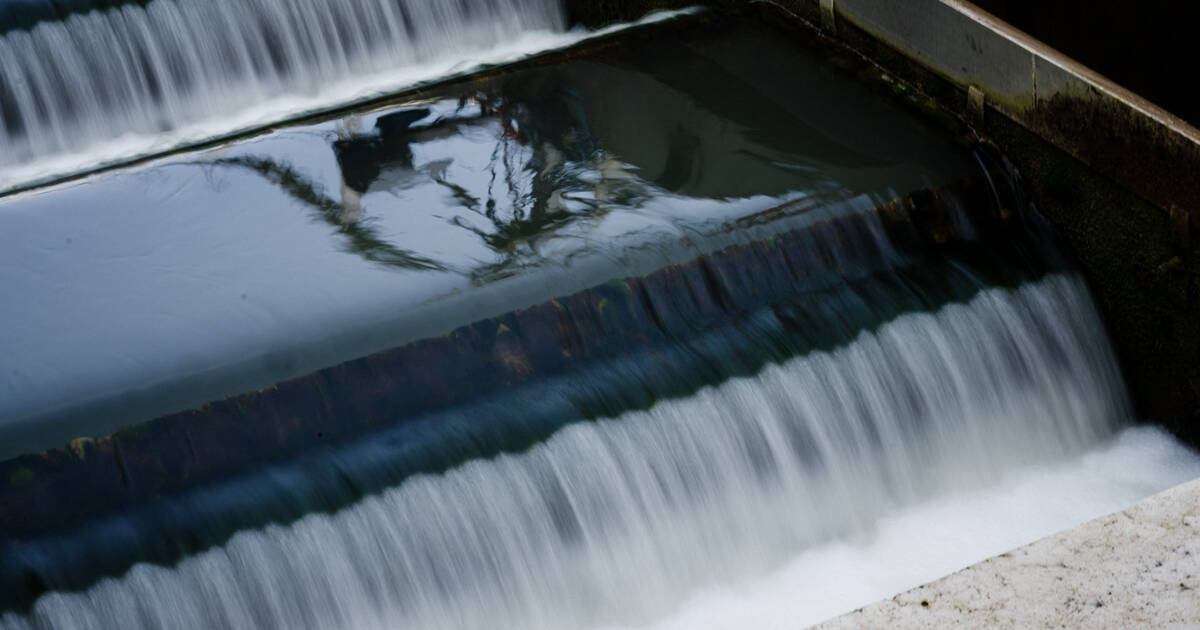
{"left": 1, "top": 274, "right": 1130, "bottom": 630}
{"left": 0, "top": 8, "right": 1183, "bottom": 628}
{"left": 0, "top": 0, "right": 565, "bottom": 180}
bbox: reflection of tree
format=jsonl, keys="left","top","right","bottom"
{"left": 328, "top": 94, "right": 652, "bottom": 284}
{"left": 211, "top": 155, "right": 446, "bottom": 272}
{"left": 206, "top": 39, "right": 875, "bottom": 282}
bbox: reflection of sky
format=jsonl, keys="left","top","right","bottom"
{"left": 0, "top": 19, "right": 971, "bottom": 455}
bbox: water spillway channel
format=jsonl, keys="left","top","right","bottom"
{"left": 0, "top": 8, "right": 1198, "bottom": 630}
{"left": 0, "top": 0, "right": 572, "bottom": 192}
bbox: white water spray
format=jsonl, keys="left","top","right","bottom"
{"left": 0, "top": 0, "right": 565, "bottom": 188}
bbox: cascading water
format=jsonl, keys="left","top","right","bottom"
{"left": 0, "top": 0, "right": 564, "bottom": 186}
{"left": 0, "top": 276, "right": 1135, "bottom": 630}
{"left": 2, "top": 11, "right": 1198, "bottom": 630}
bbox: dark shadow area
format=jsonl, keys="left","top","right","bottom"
{"left": 972, "top": 0, "right": 1200, "bottom": 126}
{"left": 0, "top": 0, "right": 150, "bottom": 33}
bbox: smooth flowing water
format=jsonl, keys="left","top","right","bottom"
{"left": 0, "top": 0, "right": 574, "bottom": 190}
{"left": 1, "top": 9, "right": 1197, "bottom": 630}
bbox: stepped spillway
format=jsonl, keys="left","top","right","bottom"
{"left": 0, "top": 10, "right": 1196, "bottom": 630}
{"left": 0, "top": 0, "right": 567, "bottom": 191}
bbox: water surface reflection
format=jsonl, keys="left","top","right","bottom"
{"left": 0, "top": 18, "right": 969, "bottom": 456}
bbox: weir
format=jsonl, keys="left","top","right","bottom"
{"left": 3, "top": 279, "right": 1131, "bottom": 629}
{"left": 0, "top": 164, "right": 1093, "bottom": 606}
{"left": 0, "top": 2, "right": 1196, "bottom": 629}
{"left": 0, "top": 0, "right": 565, "bottom": 189}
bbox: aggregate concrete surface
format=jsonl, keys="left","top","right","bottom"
{"left": 810, "top": 477, "right": 1200, "bottom": 629}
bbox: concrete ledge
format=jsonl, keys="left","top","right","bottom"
{"left": 821, "top": 0, "right": 1200, "bottom": 217}
{"left": 810, "top": 476, "right": 1200, "bottom": 629}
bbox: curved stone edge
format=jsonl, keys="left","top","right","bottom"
{"left": 809, "top": 476, "right": 1200, "bottom": 629}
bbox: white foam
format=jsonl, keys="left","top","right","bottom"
{"left": 617, "top": 425, "right": 1200, "bottom": 630}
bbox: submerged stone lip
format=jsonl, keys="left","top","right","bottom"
{"left": 0, "top": 171, "right": 1047, "bottom": 613}
{"left": 0, "top": 10, "right": 979, "bottom": 458}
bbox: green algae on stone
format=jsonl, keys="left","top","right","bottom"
{"left": 8, "top": 466, "right": 32, "bottom": 487}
